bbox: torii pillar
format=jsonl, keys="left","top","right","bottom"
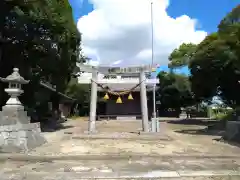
{"left": 140, "top": 68, "right": 149, "bottom": 132}
{"left": 88, "top": 70, "right": 98, "bottom": 133}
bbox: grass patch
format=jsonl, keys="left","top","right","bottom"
{"left": 208, "top": 109, "right": 238, "bottom": 131}
{"left": 212, "top": 109, "right": 235, "bottom": 121}
{"left": 68, "top": 116, "right": 88, "bottom": 121}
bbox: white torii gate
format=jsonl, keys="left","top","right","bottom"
{"left": 77, "top": 64, "right": 159, "bottom": 133}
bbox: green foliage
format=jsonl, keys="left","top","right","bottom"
{"left": 212, "top": 108, "right": 235, "bottom": 121}
{"left": 169, "top": 4, "right": 240, "bottom": 108}
{"left": 65, "top": 78, "right": 90, "bottom": 115}
{"left": 189, "top": 5, "right": 240, "bottom": 106}
{"left": 65, "top": 78, "right": 90, "bottom": 104}
{"left": 213, "top": 112, "right": 229, "bottom": 121}
{"left": 218, "top": 4, "right": 240, "bottom": 34}
{"left": 68, "top": 115, "right": 81, "bottom": 120}
{"left": 0, "top": 0, "right": 82, "bottom": 110}
{"left": 168, "top": 43, "right": 197, "bottom": 69}
{"left": 157, "top": 71, "right": 194, "bottom": 111}
{"left": 189, "top": 33, "right": 229, "bottom": 101}
{"left": 210, "top": 107, "right": 235, "bottom": 120}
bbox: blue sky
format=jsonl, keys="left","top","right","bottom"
{"left": 167, "top": 0, "right": 239, "bottom": 33}
{"left": 69, "top": 0, "right": 239, "bottom": 75}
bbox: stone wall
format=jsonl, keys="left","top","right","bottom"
{"left": 225, "top": 121, "right": 240, "bottom": 141}
{"left": 0, "top": 123, "right": 46, "bottom": 152}
{"left": 0, "top": 106, "right": 30, "bottom": 125}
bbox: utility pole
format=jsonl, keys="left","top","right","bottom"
{"left": 151, "top": 1, "right": 157, "bottom": 118}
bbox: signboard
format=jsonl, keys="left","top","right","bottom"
{"left": 78, "top": 64, "right": 153, "bottom": 74}
{"left": 156, "top": 100, "right": 161, "bottom": 105}
{"left": 105, "top": 65, "right": 152, "bottom": 74}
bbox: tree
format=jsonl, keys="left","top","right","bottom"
{"left": 157, "top": 71, "right": 194, "bottom": 115}
{"left": 65, "top": 77, "right": 90, "bottom": 115}
{"left": 0, "top": 0, "right": 82, "bottom": 113}
{"left": 189, "top": 33, "right": 227, "bottom": 102}
{"left": 189, "top": 5, "right": 240, "bottom": 107}
{"left": 168, "top": 43, "right": 197, "bottom": 69}
{"left": 218, "top": 4, "right": 240, "bottom": 34}
{"left": 167, "top": 5, "right": 240, "bottom": 108}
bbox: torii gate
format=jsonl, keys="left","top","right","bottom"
{"left": 77, "top": 64, "right": 159, "bottom": 133}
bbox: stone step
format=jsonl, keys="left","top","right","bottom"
{"left": 7, "top": 158, "right": 240, "bottom": 171}
{"left": 1, "top": 171, "right": 240, "bottom": 180}
{"left": 1, "top": 157, "right": 240, "bottom": 179}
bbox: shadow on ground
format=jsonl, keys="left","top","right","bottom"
{"left": 174, "top": 127, "right": 240, "bottom": 148}
{"left": 41, "top": 123, "right": 73, "bottom": 132}
{"left": 167, "top": 118, "right": 217, "bottom": 126}
{"left": 220, "top": 138, "right": 240, "bottom": 148}
{"left": 173, "top": 120, "right": 240, "bottom": 148}
{"left": 175, "top": 128, "right": 225, "bottom": 136}
{"left": 172, "top": 119, "right": 226, "bottom": 136}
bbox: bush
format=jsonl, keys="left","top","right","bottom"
{"left": 213, "top": 109, "right": 236, "bottom": 121}
{"left": 213, "top": 112, "right": 228, "bottom": 120}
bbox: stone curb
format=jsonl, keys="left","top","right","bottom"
{"left": 71, "top": 135, "right": 173, "bottom": 141}
{"left": 2, "top": 170, "right": 240, "bottom": 179}
{"left": 177, "top": 170, "right": 240, "bottom": 177}
{"left": 0, "top": 154, "right": 240, "bottom": 161}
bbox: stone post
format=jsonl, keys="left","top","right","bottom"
{"left": 151, "top": 118, "right": 156, "bottom": 132}
{"left": 156, "top": 119, "right": 160, "bottom": 132}
{"left": 88, "top": 70, "right": 98, "bottom": 133}
{"left": 139, "top": 69, "right": 149, "bottom": 132}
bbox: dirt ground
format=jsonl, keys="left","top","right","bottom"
{"left": 30, "top": 118, "right": 240, "bottom": 157}
{"left": 1, "top": 118, "right": 240, "bottom": 179}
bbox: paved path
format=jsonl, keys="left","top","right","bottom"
{"left": 0, "top": 156, "right": 240, "bottom": 179}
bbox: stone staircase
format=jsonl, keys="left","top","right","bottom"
{"left": 0, "top": 156, "right": 240, "bottom": 180}
{"left": 1, "top": 171, "right": 240, "bottom": 180}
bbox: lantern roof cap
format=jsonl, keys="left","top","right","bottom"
{"left": 0, "top": 68, "right": 29, "bottom": 84}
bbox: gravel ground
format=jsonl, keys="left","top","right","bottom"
{"left": 1, "top": 118, "right": 240, "bottom": 179}
{"left": 28, "top": 119, "right": 240, "bottom": 157}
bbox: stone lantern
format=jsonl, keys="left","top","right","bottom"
{"left": 0, "top": 68, "right": 46, "bottom": 152}
{"left": 0, "top": 68, "right": 29, "bottom": 106}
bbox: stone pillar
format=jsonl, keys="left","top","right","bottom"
{"left": 152, "top": 84, "right": 157, "bottom": 118}
{"left": 139, "top": 70, "right": 149, "bottom": 132}
{"left": 156, "top": 119, "right": 160, "bottom": 132}
{"left": 151, "top": 118, "right": 156, "bottom": 132}
{"left": 88, "top": 71, "right": 98, "bottom": 133}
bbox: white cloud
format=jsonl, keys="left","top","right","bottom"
{"left": 77, "top": 0, "right": 207, "bottom": 66}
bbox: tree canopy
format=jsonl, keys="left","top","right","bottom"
{"left": 0, "top": 0, "right": 82, "bottom": 108}
{"left": 168, "top": 43, "right": 197, "bottom": 69}
{"left": 157, "top": 71, "right": 194, "bottom": 115}
{"left": 168, "top": 4, "right": 240, "bottom": 107}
